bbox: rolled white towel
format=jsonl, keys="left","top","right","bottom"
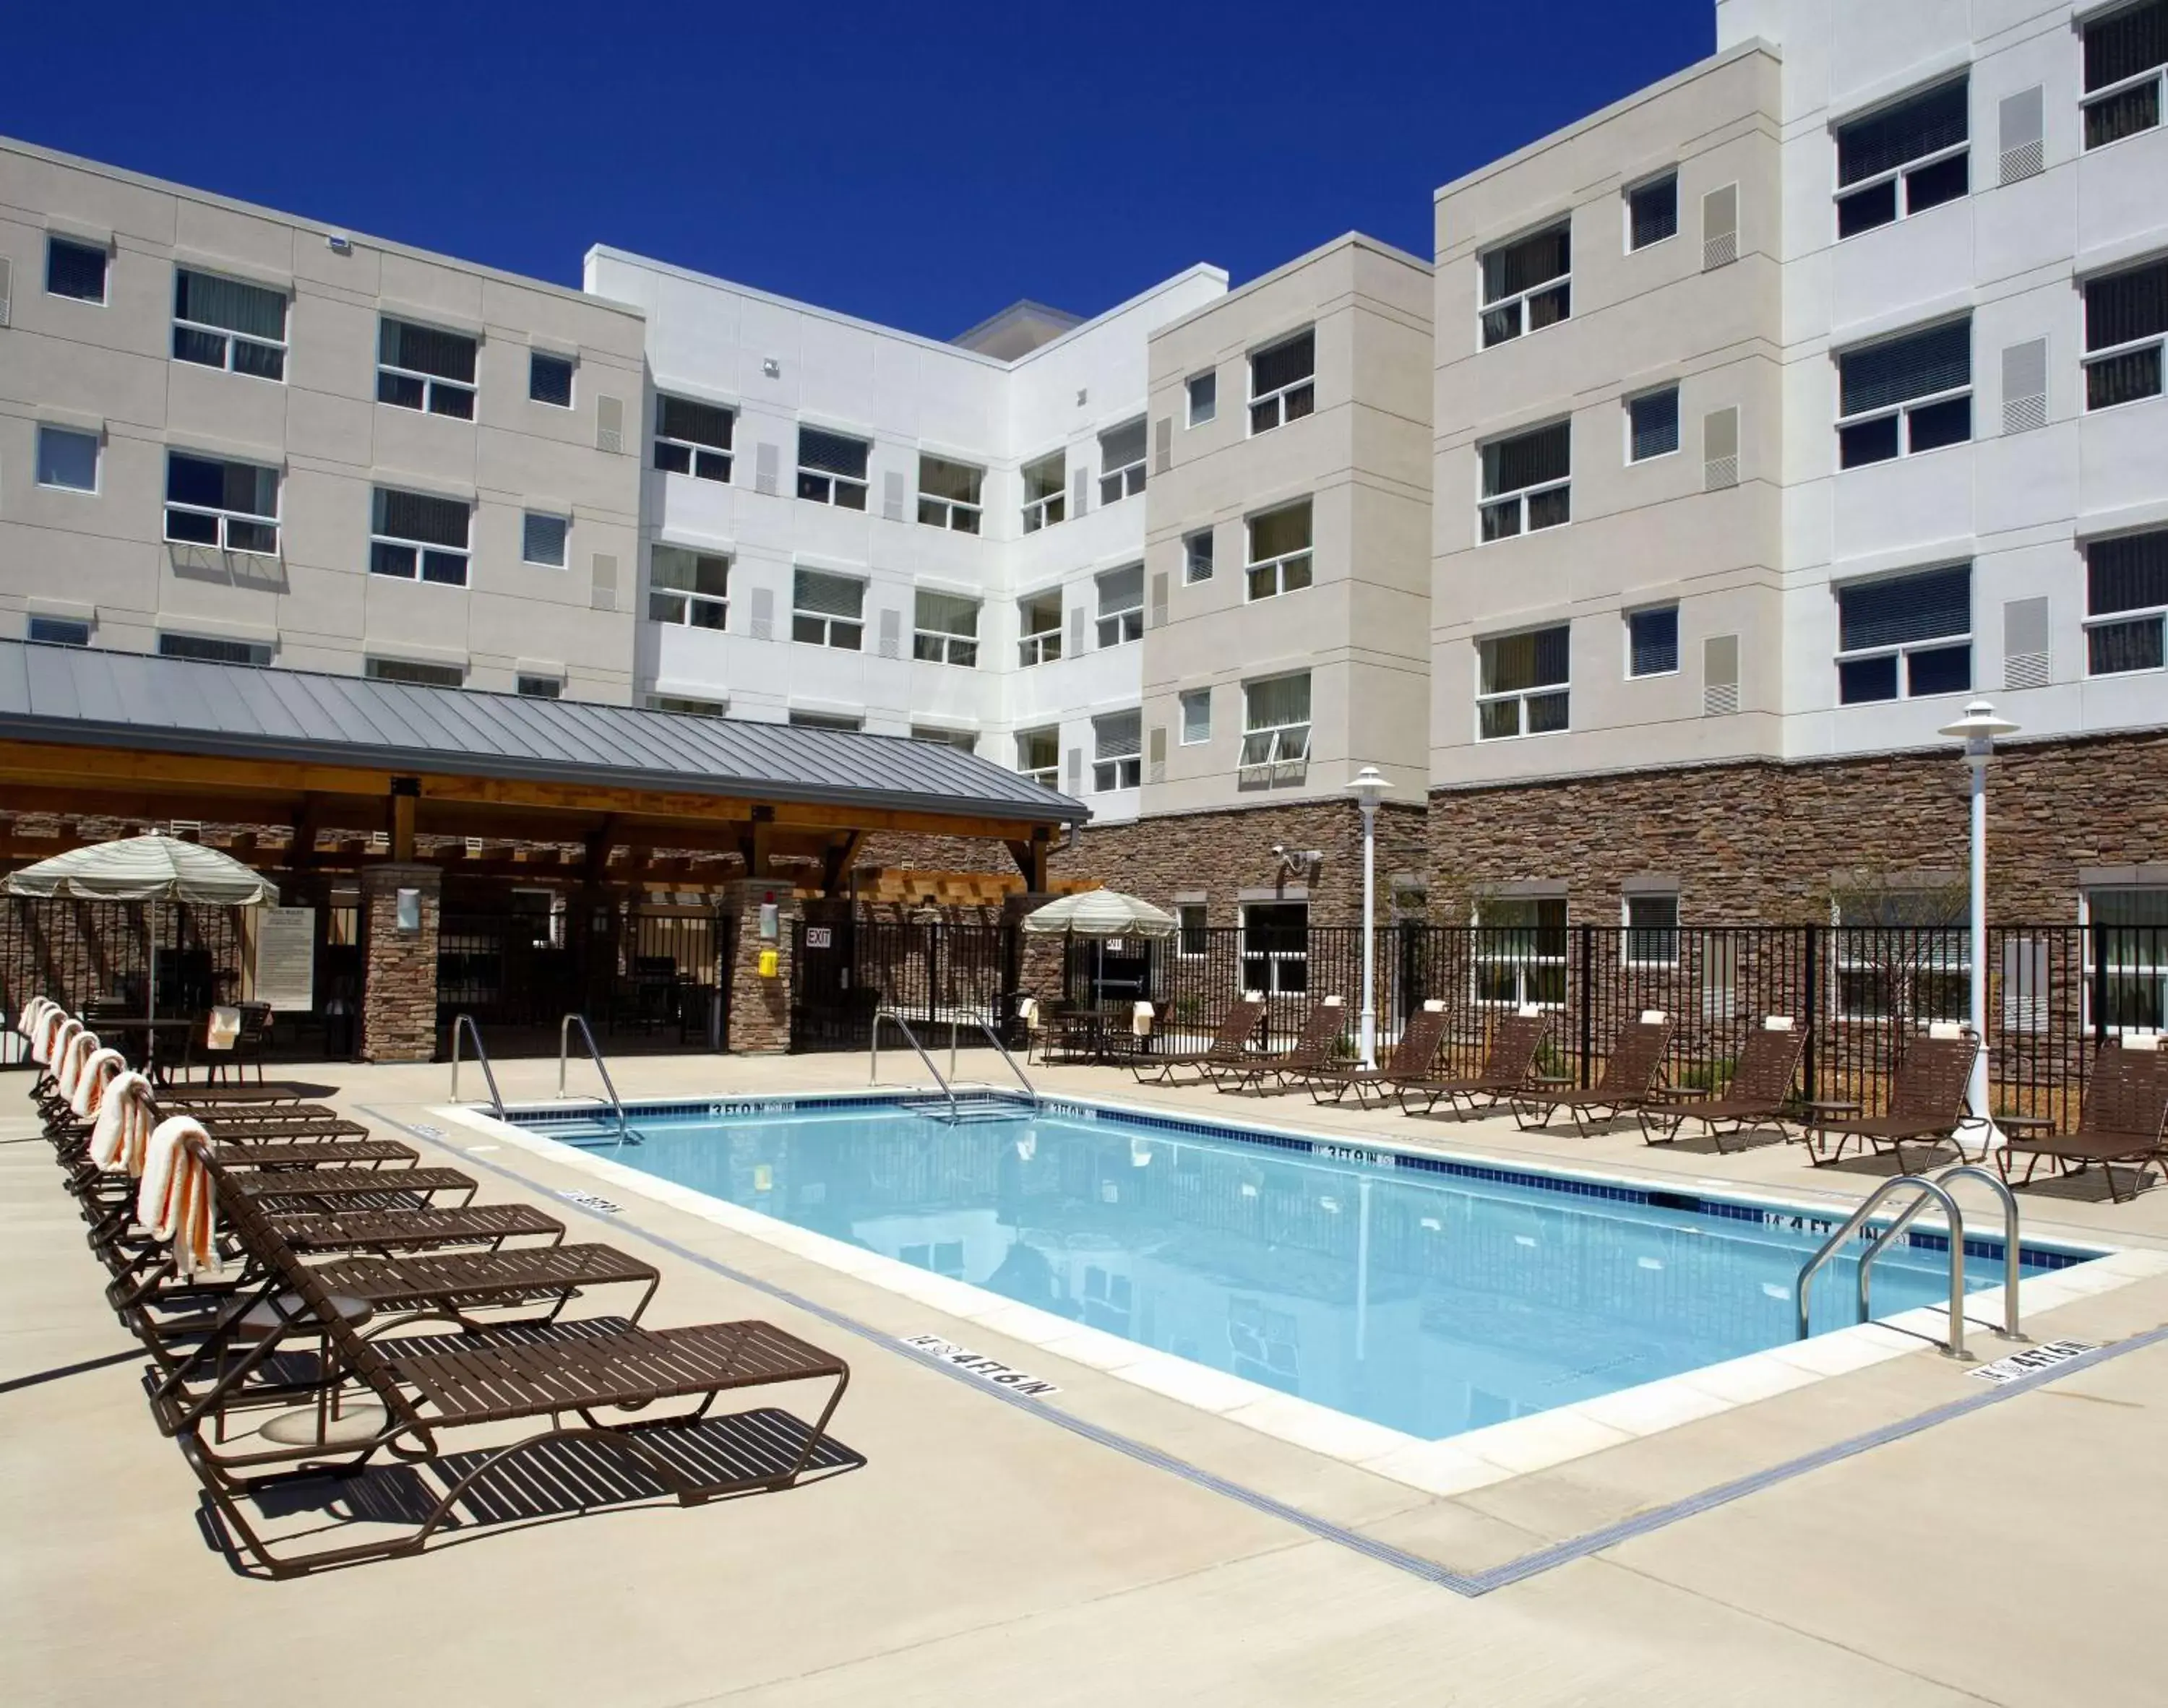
{"left": 33, "top": 1009, "right": 73, "bottom": 1066}
{"left": 18, "top": 996, "right": 51, "bottom": 1040}
{"left": 139, "top": 1117, "right": 217, "bottom": 1280}
{"left": 91, "top": 1072, "right": 156, "bottom": 1176}
{"left": 71, "top": 1048, "right": 126, "bottom": 1119}
{"left": 56, "top": 1027, "right": 99, "bottom": 1101}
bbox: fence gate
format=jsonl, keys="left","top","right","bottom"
{"left": 791, "top": 915, "right": 1017, "bottom": 1052}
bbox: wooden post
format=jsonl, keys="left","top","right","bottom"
{"left": 389, "top": 778, "right": 419, "bottom": 863}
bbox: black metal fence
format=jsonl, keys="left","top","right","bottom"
{"left": 0, "top": 896, "right": 248, "bottom": 1066}
{"left": 1067, "top": 922, "right": 2168, "bottom": 1129}
{"left": 793, "top": 917, "right": 1015, "bottom": 1052}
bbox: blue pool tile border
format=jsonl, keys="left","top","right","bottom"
{"left": 503, "top": 1091, "right": 2090, "bottom": 1273}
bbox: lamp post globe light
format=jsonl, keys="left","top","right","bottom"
{"left": 1346, "top": 765, "right": 1392, "bottom": 1069}
{"left": 1936, "top": 698, "right": 2019, "bottom": 1149}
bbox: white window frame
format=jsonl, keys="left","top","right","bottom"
{"left": 1018, "top": 591, "right": 1063, "bottom": 667}
{"left": 1091, "top": 711, "right": 1143, "bottom": 792}
{"left": 171, "top": 268, "right": 288, "bottom": 382}
{"left": 1832, "top": 894, "right": 1969, "bottom": 1025}
{"left": 648, "top": 545, "right": 730, "bottom": 629}
{"left": 788, "top": 709, "right": 863, "bottom": 732}
{"left": 2083, "top": 887, "right": 2168, "bottom": 1032}
{"left": 916, "top": 454, "right": 984, "bottom": 532}
{"left": 1097, "top": 418, "right": 1148, "bottom": 505}
{"left": 1623, "top": 892, "right": 1682, "bottom": 968}
{"left": 1625, "top": 172, "right": 1679, "bottom": 252}
{"left": 1479, "top": 221, "right": 1571, "bottom": 349}
{"left": 34, "top": 424, "right": 100, "bottom": 493}
{"left": 654, "top": 395, "right": 734, "bottom": 482}
{"left": 648, "top": 694, "right": 725, "bottom": 717}
{"left": 163, "top": 633, "right": 272, "bottom": 667}
{"left": 2082, "top": 258, "right": 2167, "bottom": 413}
{"left": 791, "top": 569, "right": 865, "bottom": 650}
{"left": 164, "top": 452, "right": 280, "bottom": 557}
{"left": 516, "top": 673, "right": 562, "bottom": 698}
{"left": 528, "top": 350, "right": 575, "bottom": 407}
{"left": 1472, "top": 897, "right": 1568, "bottom": 1009}
{"left": 368, "top": 487, "right": 470, "bottom": 587}
{"left": 1625, "top": 385, "right": 1680, "bottom": 464}
{"left": 1247, "top": 329, "right": 1316, "bottom": 435}
{"left": 1833, "top": 567, "right": 1973, "bottom": 705}
{"left": 1476, "top": 625, "right": 1570, "bottom": 741}
{"left": 2082, "top": 2, "right": 2168, "bottom": 152}
{"left": 796, "top": 427, "right": 869, "bottom": 509}
{"left": 376, "top": 317, "right": 477, "bottom": 418}
{"left": 2083, "top": 529, "right": 2168, "bottom": 676}
{"left": 1239, "top": 902, "right": 1310, "bottom": 996}
{"left": 27, "top": 616, "right": 91, "bottom": 647}
{"left": 911, "top": 725, "right": 978, "bottom": 753}
{"left": 1179, "top": 686, "right": 1212, "bottom": 746}
{"left": 44, "top": 235, "right": 107, "bottom": 305}
{"left": 1626, "top": 604, "right": 1680, "bottom": 679}
{"left": 1186, "top": 371, "right": 1217, "bottom": 427}
{"left": 1184, "top": 527, "right": 1215, "bottom": 584}
{"left": 1238, "top": 673, "right": 1312, "bottom": 778}
{"left": 1244, "top": 501, "right": 1313, "bottom": 602}
{"left": 1020, "top": 452, "right": 1067, "bottom": 532}
{"left": 1016, "top": 727, "right": 1059, "bottom": 789}
{"left": 1834, "top": 322, "right": 1973, "bottom": 468}
{"left": 1833, "top": 77, "right": 1971, "bottom": 240}
{"left": 1479, "top": 423, "right": 1571, "bottom": 543}
{"left": 366, "top": 656, "right": 463, "bottom": 689}
{"left": 520, "top": 511, "right": 569, "bottom": 568}
{"left": 1096, "top": 567, "right": 1145, "bottom": 648}
{"left": 1176, "top": 902, "right": 1209, "bottom": 957}
{"left": 912, "top": 590, "right": 981, "bottom": 666}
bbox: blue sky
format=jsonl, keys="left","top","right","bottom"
{"left": 7, "top": 1, "right": 1714, "bottom": 340}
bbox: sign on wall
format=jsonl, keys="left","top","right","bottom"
{"left": 254, "top": 906, "right": 317, "bottom": 1012}
{"left": 805, "top": 927, "right": 834, "bottom": 949}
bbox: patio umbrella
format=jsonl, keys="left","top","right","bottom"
{"left": 1022, "top": 890, "right": 1176, "bottom": 1011}
{"left": 2, "top": 834, "right": 279, "bottom": 1035}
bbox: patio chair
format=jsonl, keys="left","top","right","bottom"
{"left": 153, "top": 1131, "right": 851, "bottom": 1579}
{"left": 1130, "top": 996, "right": 1266, "bottom": 1085}
{"left": 1804, "top": 1029, "right": 1981, "bottom": 1172}
{"left": 1995, "top": 1035, "right": 2168, "bottom": 1203}
{"left": 1299, "top": 1002, "right": 1453, "bottom": 1107}
{"left": 1395, "top": 1011, "right": 1550, "bottom": 1118}
{"left": 1638, "top": 1017, "right": 1809, "bottom": 1151}
{"left": 1510, "top": 1012, "right": 1677, "bottom": 1137}
{"left": 1210, "top": 996, "right": 1350, "bottom": 1095}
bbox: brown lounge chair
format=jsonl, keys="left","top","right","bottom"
{"left": 1638, "top": 1018, "right": 1808, "bottom": 1150}
{"left": 1396, "top": 1011, "right": 1549, "bottom": 1118}
{"left": 1131, "top": 996, "right": 1267, "bottom": 1085}
{"left": 1300, "top": 1004, "right": 1453, "bottom": 1106}
{"left": 1510, "top": 1012, "right": 1677, "bottom": 1136}
{"left": 154, "top": 1131, "right": 851, "bottom": 1578}
{"left": 1805, "top": 1030, "right": 1981, "bottom": 1171}
{"left": 1996, "top": 1037, "right": 2168, "bottom": 1202}
{"left": 1210, "top": 997, "right": 1349, "bottom": 1094}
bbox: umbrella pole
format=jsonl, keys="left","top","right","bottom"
{"left": 147, "top": 897, "right": 158, "bottom": 1077}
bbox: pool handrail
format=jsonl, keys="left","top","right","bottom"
{"left": 1795, "top": 1174, "right": 1968, "bottom": 1360}
{"left": 948, "top": 1017, "right": 1038, "bottom": 1108}
{"left": 559, "top": 1012, "right": 633, "bottom": 1145}
{"left": 448, "top": 1013, "right": 504, "bottom": 1118}
{"left": 871, "top": 1009, "right": 958, "bottom": 1122}
{"left": 1862, "top": 1163, "right": 2023, "bottom": 1342}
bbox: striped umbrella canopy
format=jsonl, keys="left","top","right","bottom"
{"left": 1, "top": 833, "right": 278, "bottom": 905}
{"left": 1020, "top": 889, "right": 1176, "bottom": 939}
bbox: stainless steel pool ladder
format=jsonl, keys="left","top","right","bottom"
{"left": 559, "top": 1012, "right": 635, "bottom": 1144}
{"left": 448, "top": 1013, "right": 504, "bottom": 1118}
{"left": 1794, "top": 1165, "right": 2026, "bottom": 1360}
{"left": 870, "top": 1009, "right": 1038, "bottom": 1121}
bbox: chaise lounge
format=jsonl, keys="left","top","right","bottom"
{"left": 1804, "top": 1028, "right": 1981, "bottom": 1172}
{"left": 1995, "top": 1035, "right": 2168, "bottom": 1203}
{"left": 1395, "top": 1010, "right": 1550, "bottom": 1118}
{"left": 1509, "top": 1012, "right": 1677, "bottom": 1137}
{"left": 1638, "top": 1017, "right": 1808, "bottom": 1151}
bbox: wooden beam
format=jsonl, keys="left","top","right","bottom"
{"left": 1006, "top": 831, "right": 1049, "bottom": 892}
{"left": 583, "top": 814, "right": 619, "bottom": 883}
{"left": 821, "top": 830, "right": 866, "bottom": 895}
{"left": 389, "top": 781, "right": 418, "bottom": 863}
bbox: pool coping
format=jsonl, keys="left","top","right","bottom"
{"left": 429, "top": 1091, "right": 2168, "bottom": 1501}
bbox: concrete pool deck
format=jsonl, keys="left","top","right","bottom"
{"left": 8, "top": 1048, "right": 2168, "bottom": 1705}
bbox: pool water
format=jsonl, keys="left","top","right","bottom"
{"left": 524, "top": 1100, "right": 2077, "bottom": 1441}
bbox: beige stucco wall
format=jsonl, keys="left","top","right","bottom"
{"left": 0, "top": 138, "right": 645, "bottom": 701}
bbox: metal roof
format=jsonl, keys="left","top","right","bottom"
{"left": 0, "top": 642, "right": 1088, "bottom": 827}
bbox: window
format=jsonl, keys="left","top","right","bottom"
{"left": 1091, "top": 710, "right": 1142, "bottom": 791}
{"left": 792, "top": 568, "right": 864, "bottom": 649}
{"left": 367, "top": 657, "right": 464, "bottom": 688}
{"left": 1624, "top": 893, "right": 1681, "bottom": 967}
{"left": 1627, "top": 387, "right": 1679, "bottom": 462}
{"left": 1187, "top": 371, "right": 1217, "bottom": 426}
{"left": 1179, "top": 686, "right": 1212, "bottom": 745}
{"left": 34, "top": 426, "right": 98, "bottom": 492}
{"left": 1249, "top": 330, "right": 1315, "bottom": 434}
{"left": 1480, "top": 223, "right": 1570, "bottom": 348}
{"left": 369, "top": 487, "right": 470, "bottom": 585}
{"left": 521, "top": 512, "right": 568, "bottom": 568}
{"left": 1627, "top": 605, "right": 1679, "bottom": 677}
{"left": 2086, "top": 888, "right": 2168, "bottom": 1030}
{"left": 1627, "top": 174, "right": 1678, "bottom": 250}
{"left": 1833, "top": 888, "right": 1967, "bottom": 1022}
{"left": 2086, "top": 528, "right": 2168, "bottom": 675}
{"left": 649, "top": 546, "right": 729, "bottom": 629}
{"left": 45, "top": 236, "right": 106, "bottom": 303}
{"left": 1244, "top": 501, "right": 1312, "bottom": 600}
{"left": 917, "top": 454, "right": 983, "bottom": 532}
{"left": 797, "top": 426, "right": 869, "bottom": 509}
{"left": 654, "top": 395, "right": 734, "bottom": 480}
{"left": 1184, "top": 528, "right": 1215, "bottom": 584}
{"left": 1177, "top": 903, "right": 1208, "bottom": 957}
{"left": 1474, "top": 897, "right": 1567, "bottom": 1007}
{"left": 165, "top": 453, "right": 279, "bottom": 555}
{"left": 170, "top": 269, "right": 287, "bottom": 381}
{"left": 1480, "top": 420, "right": 1570, "bottom": 540}
{"left": 2083, "top": 0, "right": 2168, "bottom": 150}
{"left": 1017, "top": 727, "right": 1059, "bottom": 788}
{"left": 27, "top": 617, "right": 90, "bottom": 647}
{"left": 1836, "top": 319, "right": 1971, "bottom": 467}
{"left": 1836, "top": 565, "right": 1971, "bottom": 703}
{"left": 1020, "top": 452, "right": 1066, "bottom": 531}
{"left": 911, "top": 725, "right": 978, "bottom": 752}
{"left": 1478, "top": 625, "right": 1570, "bottom": 739}
{"left": 1241, "top": 902, "right": 1309, "bottom": 995}
{"left": 1834, "top": 77, "right": 1969, "bottom": 238}
{"left": 2083, "top": 258, "right": 2167, "bottom": 411}
{"left": 528, "top": 351, "right": 574, "bottom": 407}
{"left": 517, "top": 674, "right": 562, "bottom": 698}
{"left": 1097, "top": 417, "right": 1148, "bottom": 504}
{"left": 160, "top": 634, "right": 270, "bottom": 667}
{"left": 1239, "top": 673, "right": 1311, "bottom": 777}
{"left": 648, "top": 694, "right": 724, "bottom": 717}
{"left": 1018, "top": 590, "right": 1063, "bottom": 665}
{"left": 913, "top": 590, "right": 980, "bottom": 665}
{"left": 1096, "top": 564, "right": 1144, "bottom": 647}
{"left": 377, "top": 318, "right": 476, "bottom": 417}
{"left": 788, "top": 709, "right": 862, "bottom": 731}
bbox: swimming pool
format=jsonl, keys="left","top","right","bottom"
{"left": 503, "top": 1094, "right": 2096, "bottom": 1443}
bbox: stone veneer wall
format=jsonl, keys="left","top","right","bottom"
{"left": 720, "top": 879, "right": 801, "bottom": 1054}
{"left": 357, "top": 864, "right": 440, "bottom": 1062}
{"left": 1425, "top": 730, "right": 2168, "bottom": 923}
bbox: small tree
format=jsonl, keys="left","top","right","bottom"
{"left": 1821, "top": 871, "right": 1971, "bottom": 1035}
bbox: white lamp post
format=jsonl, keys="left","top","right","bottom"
{"left": 1346, "top": 765, "right": 1391, "bottom": 1069}
{"left": 1937, "top": 698, "right": 2019, "bottom": 1149}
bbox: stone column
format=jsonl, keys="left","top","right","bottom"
{"left": 358, "top": 863, "right": 442, "bottom": 1062}
{"left": 1004, "top": 892, "right": 1065, "bottom": 1014}
{"left": 720, "top": 879, "right": 801, "bottom": 1054}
